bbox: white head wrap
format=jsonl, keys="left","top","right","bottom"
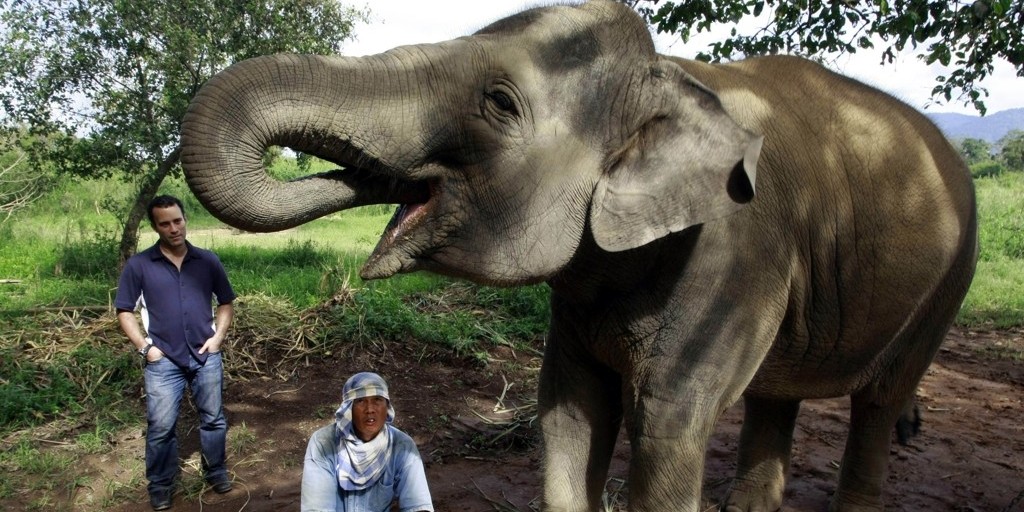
{"left": 334, "top": 372, "right": 395, "bottom": 490}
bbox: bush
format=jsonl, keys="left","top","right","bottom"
{"left": 53, "top": 228, "right": 120, "bottom": 279}
{"left": 971, "top": 160, "right": 1004, "bottom": 179}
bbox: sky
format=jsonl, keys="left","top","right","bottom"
{"left": 340, "top": 0, "right": 1022, "bottom": 116}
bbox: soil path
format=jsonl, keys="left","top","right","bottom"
{"left": 85, "top": 327, "right": 1024, "bottom": 511}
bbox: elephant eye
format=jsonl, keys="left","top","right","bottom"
{"left": 487, "top": 91, "right": 518, "bottom": 115}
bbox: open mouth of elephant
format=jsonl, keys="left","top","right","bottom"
{"left": 360, "top": 177, "right": 439, "bottom": 278}
{"left": 381, "top": 180, "right": 437, "bottom": 246}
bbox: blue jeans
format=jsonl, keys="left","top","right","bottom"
{"left": 144, "top": 352, "right": 228, "bottom": 494}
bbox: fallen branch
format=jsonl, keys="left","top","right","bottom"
{"left": 263, "top": 385, "right": 304, "bottom": 399}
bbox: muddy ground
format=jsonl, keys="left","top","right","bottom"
{"left": 21, "top": 327, "right": 1024, "bottom": 511}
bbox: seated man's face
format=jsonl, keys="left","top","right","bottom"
{"left": 352, "top": 396, "right": 387, "bottom": 441}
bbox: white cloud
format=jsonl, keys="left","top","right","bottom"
{"left": 342, "top": 0, "right": 532, "bottom": 56}
{"left": 343, "top": 1, "right": 1022, "bottom": 116}
{"left": 837, "top": 52, "right": 1021, "bottom": 115}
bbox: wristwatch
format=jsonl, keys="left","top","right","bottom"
{"left": 139, "top": 343, "right": 156, "bottom": 359}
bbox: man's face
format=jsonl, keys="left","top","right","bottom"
{"left": 351, "top": 395, "right": 387, "bottom": 442}
{"left": 152, "top": 205, "right": 187, "bottom": 250}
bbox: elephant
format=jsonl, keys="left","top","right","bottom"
{"left": 179, "top": 1, "right": 978, "bottom": 511}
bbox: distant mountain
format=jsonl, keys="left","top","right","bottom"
{"left": 926, "top": 107, "right": 1024, "bottom": 143}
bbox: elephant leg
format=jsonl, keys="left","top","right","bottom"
{"left": 722, "top": 396, "right": 801, "bottom": 512}
{"left": 627, "top": 411, "right": 713, "bottom": 511}
{"left": 827, "top": 390, "right": 905, "bottom": 512}
{"left": 830, "top": 281, "right": 966, "bottom": 512}
{"left": 538, "top": 349, "right": 621, "bottom": 512}
{"left": 626, "top": 370, "right": 739, "bottom": 512}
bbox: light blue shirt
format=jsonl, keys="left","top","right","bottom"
{"left": 301, "top": 424, "right": 434, "bottom": 512}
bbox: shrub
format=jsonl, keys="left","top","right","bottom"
{"left": 971, "top": 160, "right": 1004, "bottom": 179}
{"left": 53, "top": 228, "right": 120, "bottom": 279}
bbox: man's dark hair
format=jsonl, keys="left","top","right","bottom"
{"left": 147, "top": 195, "right": 186, "bottom": 226}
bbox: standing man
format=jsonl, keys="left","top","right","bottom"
{"left": 115, "top": 194, "right": 236, "bottom": 511}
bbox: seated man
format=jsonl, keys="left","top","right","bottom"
{"left": 301, "top": 372, "right": 434, "bottom": 512}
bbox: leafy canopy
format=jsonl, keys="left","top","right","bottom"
{"left": 999, "top": 129, "right": 1024, "bottom": 170}
{"left": 0, "top": 0, "right": 367, "bottom": 177}
{"left": 957, "top": 137, "right": 994, "bottom": 165}
{"left": 625, "top": 0, "right": 1024, "bottom": 114}
{"left": 957, "top": 131, "right": 1024, "bottom": 177}
{"left": 0, "top": 0, "right": 367, "bottom": 261}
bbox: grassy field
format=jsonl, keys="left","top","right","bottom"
{"left": 3, "top": 171, "right": 1021, "bottom": 324}
{"left": 964, "top": 171, "right": 1024, "bottom": 327}
{"left": 1, "top": 169, "right": 1022, "bottom": 508}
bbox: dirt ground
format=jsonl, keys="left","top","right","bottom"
{"left": 46, "top": 327, "right": 1024, "bottom": 511}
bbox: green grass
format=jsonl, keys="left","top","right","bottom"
{"left": 229, "top": 421, "right": 259, "bottom": 458}
{"left": 975, "top": 172, "right": 1024, "bottom": 261}
{"left": 0, "top": 331, "right": 140, "bottom": 432}
{"left": 960, "top": 258, "right": 1024, "bottom": 328}
{"left": 964, "top": 172, "right": 1024, "bottom": 327}
{"left": 75, "top": 424, "right": 112, "bottom": 454}
{"left": 3, "top": 439, "right": 76, "bottom": 478}
{"left": 319, "top": 278, "right": 549, "bottom": 361}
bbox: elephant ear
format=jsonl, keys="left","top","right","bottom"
{"left": 589, "top": 63, "right": 761, "bottom": 252}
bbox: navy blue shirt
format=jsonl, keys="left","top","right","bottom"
{"left": 115, "top": 242, "right": 236, "bottom": 367}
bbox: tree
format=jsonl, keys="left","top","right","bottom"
{"left": 0, "top": 130, "right": 43, "bottom": 225}
{"left": 0, "top": 127, "right": 66, "bottom": 226}
{"left": 0, "top": 0, "right": 368, "bottom": 264}
{"left": 997, "top": 129, "right": 1024, "bottom": 170}
{"left": 957, "top": 137, "right": 994, "bottom": 164}
{"left": 625, "top": 0, "right": 1024, "bottom": 115}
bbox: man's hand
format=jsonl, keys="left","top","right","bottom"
{"left": 201, "top": 303, "right": 233, "bottom": 355}
{"left": 199, "top": 337, "right": 222, "bottom": 355}
{"left": 146, "top": 345, "right": 166, "bottom": 362}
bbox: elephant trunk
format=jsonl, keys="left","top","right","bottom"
{"left": 181, "top": 53, "right": 430, "bottom": 232}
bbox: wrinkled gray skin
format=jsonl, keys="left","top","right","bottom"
{"left": 180, "top": 2, "right": 977, "bottom": 511}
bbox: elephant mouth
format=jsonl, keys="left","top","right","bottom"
{"left": 361, "top": 179, "right": 439, "bottom": 279}
{"left": 382, "top": 186, "right": 434, "bottom": 246}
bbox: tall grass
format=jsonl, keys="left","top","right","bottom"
{"left": 961, "top": 172, "right": 1024, "bottom": 327}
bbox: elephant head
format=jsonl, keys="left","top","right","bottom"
{"left": 180, "top": 1, "right": 760, "bottom": 286}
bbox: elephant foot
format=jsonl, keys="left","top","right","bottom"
{"left": 827, "top": 490, "right": 883, "bottom": 512}
{"left": 721, "top": 477, "right": 784, "bottom": 512}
